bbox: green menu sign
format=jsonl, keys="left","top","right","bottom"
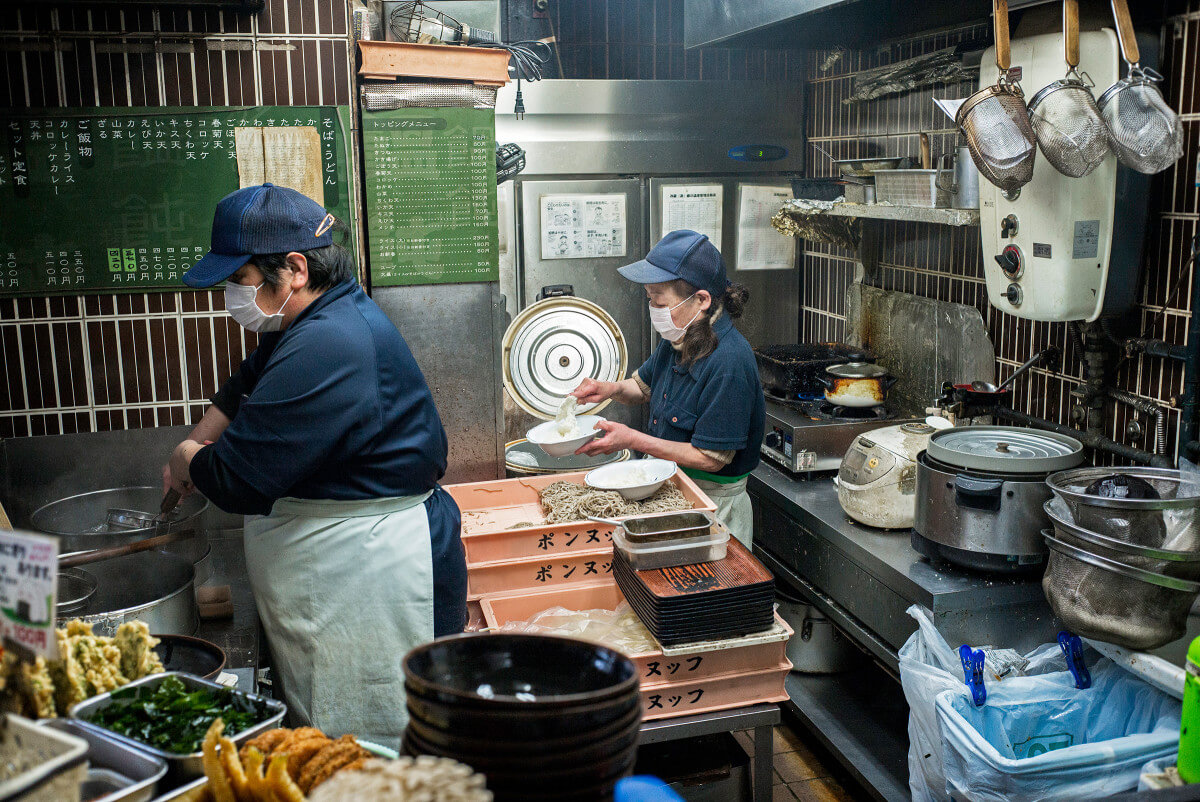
{"left": 0, "top": 106, "right": 354, "bottom": 297}
{"left": 362, "top": 107, "right": 498, "bottom": 286}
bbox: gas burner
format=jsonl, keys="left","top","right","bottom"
{"left": 816, "top": 402, "right": 895, "bottom": 421}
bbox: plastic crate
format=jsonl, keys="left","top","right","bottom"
{"left": 639, "top": 663, "right": 791, "bottom": 722}
{"left": 478, "top": 580, "right": 793, "bottom": 689}
{"left": 447, "top": 471, "right": 717, "bottom": 565}
{"left": 0, "top": 714, "right": 88, "bottom": 802}
{"left": 358, "top": 40, "right": 511, "bottom": 85}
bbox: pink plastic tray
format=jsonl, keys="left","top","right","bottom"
{"left": 639, "top": 662, "right": 791, "bottom": 721}
{"left": 478, "top": 581, "right": 793, "bottom": 688}
{"left": 446, "top": 471, "right": 717, "bottom": 565}
{"left": 466, "top": 548, "right": 615, "bottom": 599}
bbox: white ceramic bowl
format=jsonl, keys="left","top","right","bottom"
{"left": 585, "top": 458, "right": 678, "bottom": 501}
{"left": 527, "top": 415, "right": 605, "bottom": 457}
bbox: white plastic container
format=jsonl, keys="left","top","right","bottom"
{"left": 613, "top": 526, "right": 729, "bottom": 570}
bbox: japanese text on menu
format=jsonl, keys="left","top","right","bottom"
{"left": 0, "top": 106, "right": 352, "bottom": 296}
{"left": 363, "top": 108, "right": 499, "bottom": 286}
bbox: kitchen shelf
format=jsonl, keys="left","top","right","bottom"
{"left": 823, "top": 203, "right": 980, "bottom": 227}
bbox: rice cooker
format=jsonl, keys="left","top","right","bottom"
{"left": 912, "top": 426, "right": 1085, "bottom": 573}
{"left": 837, "top": 422, "right": 941, "bottom": 529}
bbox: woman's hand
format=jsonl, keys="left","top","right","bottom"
{"left": 576, "top": 420, "right": 639, "bottom": 456}
{"left": 571, "top": 378, "right": 614, "bottom": 405}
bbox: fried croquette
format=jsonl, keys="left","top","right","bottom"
{"left": 299, "top": 735, "right": 370, "bottom": 793}
{"left": 240, "top": 728, "right": 290, "bottom": 764}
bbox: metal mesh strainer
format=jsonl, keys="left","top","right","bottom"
{"left": 1042, "top": 532, "right": 1200, "bottom": 650}
{"left": 1097, "top": 0, "right": 1184, "bottom": 174}
{"left": 957, "top": 0, "right": 1037, "bottom": 194}
{"left": 1027, "top": 1, "right": 1112, "bottom": 178}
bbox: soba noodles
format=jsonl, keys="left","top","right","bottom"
{"left": 536, "top": 480, "right": 691, "bottom": 524}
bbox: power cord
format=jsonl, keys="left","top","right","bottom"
{"left": 469, "top": 40, "right": 552, "bottom": 119}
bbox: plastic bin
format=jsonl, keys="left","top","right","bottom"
{"left": 357, "top": 40, "right": 512, "bottom": 85}
{"left": 479, "top": 581, "right": 792, "bottom": 688}
{"left": 466, "top": 547, "right": 614, "bottom": 599}
{"left": 613, "top": 526, "right": 729, "bottom": 571}
{"left": 0, "top": 714, "right": 88, "bottom": 802}
{"left": 640, "top": 662, "right": 791, "bottom": 722}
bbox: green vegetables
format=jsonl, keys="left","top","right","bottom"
{"left": 87, "top": 676, "right": 270, "bottom": 754}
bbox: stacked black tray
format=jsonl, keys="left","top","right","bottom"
{"left": 613, "top": 538, "right": 775, "bottom": 646}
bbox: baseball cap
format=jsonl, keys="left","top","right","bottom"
{"left": 617, "top": 230, "right": 729, "bottom": 299}
{"left": 183, "top": 183, "right": 336, "bottom": 288}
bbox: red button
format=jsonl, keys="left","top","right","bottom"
{"left": 671, "top": 417, "right": 678, "bottom": 423}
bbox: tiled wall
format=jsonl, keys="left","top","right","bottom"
{"left": 0, "top": 1, "right": 355, "bottom": 438}
{"left": 802, "top": 10, "right": 1200, "bottom": 462}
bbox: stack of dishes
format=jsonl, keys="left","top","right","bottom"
{"left": 403, "top": 633, "right": 641, "bottom": 802}
{"left": 1043, "top": 467, "right": 1200, "bottom": 650}
{"left": 612, "top": 538, "right": 775, "bottom": 646}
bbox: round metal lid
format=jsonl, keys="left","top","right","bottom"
{"left": 827, "top": 362, "right": 889, "bottom": 378}
{"left": 503, "top": 295, "right": 628, "bottom": 419}
{"left": 927, "top": 426, "right": 1084, "bottom": 473}
{"left": 504, "top": 440, "right": 630, "bottom": 474}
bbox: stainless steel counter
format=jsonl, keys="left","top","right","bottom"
{"left": 749, "top": 462, "right": 1060, "bottom": 673}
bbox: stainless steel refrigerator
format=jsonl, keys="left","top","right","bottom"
{"left": 496, "top": 79, "right": 805, "bottom": 439}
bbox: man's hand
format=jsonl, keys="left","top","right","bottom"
{"left": 576, "top": 420, "right": 639, "bottom": 456}
{"left": 166, "top": 440, "right": 205, "bottom": 496}
{"left": 571, "top": 378, "right": 614, "bottom": 405}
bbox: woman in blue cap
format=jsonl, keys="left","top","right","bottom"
{"left": 573, "top": 230, "right": 764, "bottom": 548}
{"left": 162, "top": 184, "right": 466, "bottom": 748}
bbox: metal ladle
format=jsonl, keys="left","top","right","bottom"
{"left": 971, "top": 347, "right": 1060, "bottom": 393}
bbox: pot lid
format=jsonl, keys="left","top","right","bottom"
{"left": 927, "top": 426, "right": 1084, "bottom": 473}
{"left": 503, "top": 295, "right": 628, "bottom": 420}
{"left": 827, "top": 362, "right": 889, "bottom": 378}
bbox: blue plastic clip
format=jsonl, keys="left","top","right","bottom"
{"left": 959, "top": 644, "right": 987, "bottom": 707}
{"left": 1058, "top": 631, "right": 1092, "bottom": 690}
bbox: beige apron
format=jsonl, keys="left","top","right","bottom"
{"left": 692, "top": 477, "right": 753, "bottom": 549}
{"left": 244, "top": 492, "right": 435, "bottom": 750}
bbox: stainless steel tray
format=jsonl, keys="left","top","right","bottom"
{"left": 40, "top": 719, "right": 167, "bottom": 802}
{"left": 149, "top": 776, "right": 206, "bottom": 801}
{"left": 68, "top": 672, "right": 285, "bottom": 782}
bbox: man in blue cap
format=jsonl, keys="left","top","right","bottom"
{"left": 163, "top": 183, "right": 466, "bottom": 747}
{"left": 572, "top": 230, "right": 764, "bottom": 548}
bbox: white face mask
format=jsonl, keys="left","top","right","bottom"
{"left": 649, "top": 293, "right": 699, "bottom": 343}
{"left": 225, "top": 281, "right": 293, "bottom": 333}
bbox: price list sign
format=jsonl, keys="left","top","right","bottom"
{"left": 0, "top": 106, "right": 354, "bottom": 297}
{"left": 0, "top": 531, "right": 58, "bottom": 659}
{"left": 362, "top": 107, "right": 499, "bottom": 286}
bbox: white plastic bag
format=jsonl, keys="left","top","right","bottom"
{"left": 937, "top": 662, "right": 1180, "bottom": 801}
{"left": 899, "top": 605, "right": 1064, "bottom": 802}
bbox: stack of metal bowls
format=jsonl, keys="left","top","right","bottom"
{"left": 1043, "top": 467, "right": 1200, "bottom": 650}
{"left": 403, "top": 633, "right": 641, "bottom": 802}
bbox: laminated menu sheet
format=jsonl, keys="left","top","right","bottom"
{"left": 659, "top": 184, "right": 723, "bottom": 249}
{"left": 540, "top": 194, "right": 627, "bottom": 259}
{"left": 736, "top": 184, "right": 796, "bottom": 270}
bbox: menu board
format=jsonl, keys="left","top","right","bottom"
{"left": 0, "top": 106, "right": 354, "bottom": 297}
{"left": 362, "top": 107, "right": 498, "bottom": 286}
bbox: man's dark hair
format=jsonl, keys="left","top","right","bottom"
{"left": 251, "top": 218, "right": 355, "bottom": 292}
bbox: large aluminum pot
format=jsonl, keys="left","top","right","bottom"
{"left": 819, "top": 362, "right": 898, "bottom": 408}
{"left": 30, "top": 487, "right": 211, "bottom": 584}
{"left": 72, "top": 550, "right": 198, "bottom": 637}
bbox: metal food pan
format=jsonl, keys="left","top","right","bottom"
{"left": 621, "top": 511, "right": 717, "bottom": 543}
{"left": 40, "top": 719, "right": 167, "bottom": 802}
{"left": 69, "top": 672, "right": 285, "bottom": 782}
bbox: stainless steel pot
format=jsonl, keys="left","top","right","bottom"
{"left": 819, "top": 362, "right": 898, "bottom": 408}
{"left": 775, "top": 592, "right": 857, "bottom": 674}
{"left": 72, "top": 551, "right": 198, "bottom": 637}
{"left": 912, "top": 426, "right": 1085, "bottom": 573}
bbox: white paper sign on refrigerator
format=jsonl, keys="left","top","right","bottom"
{"left": 736, "top": 184, "right": 796, "bottom": 271}
{"left": 540, "top": 194, "right": 627, "bottom": 260}
{"left": 659, "top": 184, "right": 724, "bottom": 249}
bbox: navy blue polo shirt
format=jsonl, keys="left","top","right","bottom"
{"left": 189, "top": 278, "right": 466, "bottom": 635}
{"left": 637, "top": 315, "right": 765, "bottom": 479}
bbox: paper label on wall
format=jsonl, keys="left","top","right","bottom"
{"left": 1072, "top": 220, "right": 1100, "bottom": 260}
{"left": 0, "top": 531, "right": 58, "bottom": 659}
{"left": 736, "top": 184, "right": 795, "bottom": 271}
{"left": 540, "top": 194, "right": 626, "bottom": 260}
{"left": 234, "top": 126, "right": 323, "bottom": 204}
{"left": 660, "top": 184, "right": 723, "bottom": 249}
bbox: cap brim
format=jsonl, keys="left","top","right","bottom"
{"left": 182, "top": 251, "right": 253, "bottom": 288}
{"left": 617, "top": 259, "right": 678, "bottom": 285}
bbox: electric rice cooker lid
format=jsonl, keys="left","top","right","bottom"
{"left": 840, "top": 423, "right": 937, "bottom": 487}
{"left": 502, "top": 294, "right": 628, "bottom": 420}
{"left": 927, "top": 426, "right": 1084, "bottom": 474}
